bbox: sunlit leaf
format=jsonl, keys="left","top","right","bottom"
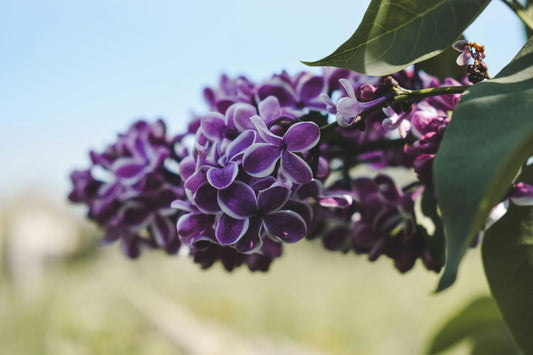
{"left": 434, "top": 36, "right": 533, "bottom": 291}
{"left": 416, "top": 36, "right": 466, "bottom": 81}
{"left": 303, "top": 0, "right": 490, "bottom": 75}
{"left": 483, "top": 200, "right": 533, "bottom": 353}
{"left": 427, "top": 296, "right": 517, "bottom": 355}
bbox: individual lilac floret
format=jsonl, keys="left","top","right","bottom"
{"left": 382, "top": 107, "right": 411, "bottom": 138}
{"left": 328, "top": 79, "right": 389, "bottom": 127}
{"left": 217, "top": 181, "right": 307, "bottom": 246}
{"left": 453, "top": 40, "right": 486, "bottom": 65}
{"left": 174, "top": 200, "right": 284, "bottom": 271}
{"left": 453, "top": 40, "right": 473, "bottom": 66}
{"left": 203, "top": 74, "right": 255, "bottom": 113}
{"left": 242, "top": 116, "right": 320, "bottom": 184}
{"left": 452, "top": 40, "right": 489, "bottom": 83}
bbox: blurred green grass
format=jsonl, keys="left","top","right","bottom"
{"left": 0, "top": 218, "right": 491, "bottom": 355}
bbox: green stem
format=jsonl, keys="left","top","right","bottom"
{"left": 319, "top": 85, "right": 470, "bottom": 134}
{"left": 393, "top": 85, "right": 470, "bottom": 104}
{"left": 502, "top": 0, "right": 533, "bottom": 32}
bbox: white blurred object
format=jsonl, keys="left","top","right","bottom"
{"left": 2, "top": 193, "right": 90, "bottom": 291}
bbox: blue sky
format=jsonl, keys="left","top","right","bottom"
{"left": 0, "top": 0, "right": 527, "bottom": 196}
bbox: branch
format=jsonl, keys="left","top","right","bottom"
{"left": 320, "top": 85, "right": 470, "bottom": 134}
{"left": 502, "top": 0, "right": 533, "bottom": 32}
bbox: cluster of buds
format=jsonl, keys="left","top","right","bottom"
{"left": 453, "top": 40, "right": 489, "bottom": 83}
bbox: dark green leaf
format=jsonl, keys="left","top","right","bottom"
{"left": 303, "top": 0, "right": 490, "bottom": 75}
{"left": 416, "top": 36, "right": 467, "bottom": 81}
{"left": 483, "top": 202, "right": 533, "bottom": 353}
{"left": 434, "top": 36, "right": 533, "bottom": 291}
{"left": 421, "top": 185, "right": 445, "bottom": 261}
{"left": 427, "top": 296, "right": 519, "bottom": 355}
{"left": 470, "top": 328, "right": 522, "bottom": 355}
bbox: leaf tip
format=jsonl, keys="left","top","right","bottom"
{"left": 435, "top": 269, "right": 457, "bottom": 293}
{"left": 300, "top": 59, "right": 320, "bottom": 67}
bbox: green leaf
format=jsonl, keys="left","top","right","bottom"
{"left": 426, "top": 296, "right": 504, "bottom": 354}
{"left": 302, "top": 0, "right": 491, "bottom": 76}
{"left": 421, "top": 185, "right": 445, "bottom": 262}
{"left": 434, "top": 36, "right": 533, "bottom": 291}
{"left": 483, "top": 202, "right": 533, "bottom": 353}
{"left": 470, "top": 327, "right": 522, "bottom": 355}
{"left": 416, "top": 36, "right": 466, "bottom": 81}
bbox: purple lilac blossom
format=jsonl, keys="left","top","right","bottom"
{"left": 70, "top": 66, "right": 475, "bottom": 274}
{"left": 69, "top": 120, "right": 184, "bottom": 257}
{"left": 175, "top": 93, "right": 321, "bottom": 256}
{"left": 303, "top": 175, "right": 442, "bottom": 273}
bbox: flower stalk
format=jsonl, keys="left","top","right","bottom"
{"left": 319, "top": 85, "right": 470, "bottom": 134}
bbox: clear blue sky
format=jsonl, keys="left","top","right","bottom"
{"left": 0, "top": 0, "right": 527, "bottom": 196}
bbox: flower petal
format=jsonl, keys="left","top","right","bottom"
{"left": 250, "top": 115, "right": 282, "bottom": 145}
{"left": 250, "top": 176, "right": 277, "bottom": 191}
{"left": 217, "top": 181, "right": 257, "bottom": 219}
{"left": 242, "top": 143, "right": 281, "bottom": 177}
{"left": 226, "top": 130, "right": 255, "bottom": 160}
{"left": 339, "top": 78, "right": 356, "bottom": 98}
{"left": 177, "top": 213, "right": 216, "bottom": 246}
{"left": 215, "top": 214, "right": 249, "bottom": 245}
{"left": 178, "top": 156, "right": 197, "bottom": 181}
{"left": 193, "top": 183, "right": 221, "bottom": 214}
{"left": 235, "top": 216, "right": 263, "bottom": 253}
{"left": 280, "top": 151, "right": 312, "bottom": 184}
{"left": 258, "top": 95, "right": 282, "bottom": 123}
{"left": 262, "top": 210, "right": 307, "bottom": 243}
{"left": 184, "top": 168, "right": 208, "bottom": 194}
{"left": 456, "top": 52, "right": 471, "bottom": 66}
{"left": 283, "top": 122, "right": 320, "bottom": 152}
{"left": 200, "top": 112, "right": 226, "bottom": 141}
{"left": 120, "top": 202, "right": 152, "bottom": 228}
{"left": 336, "top": 97, "right": 360, "bottom": 127}
{"left": 257, "top": 85, "right": 296, "bottom": 107}
{"left": 284, "top": 200, "right": 313, "bottom": 225}
{"left": 229, "top": 103, "right": 258, "bottom": 132}
{"left": 207, "top": 161, "right": 239, "bottom": 189}
{"left": 257, "top": 185, "right": 290, "bottom": 213}
{"left": 112, "top": 158, "right": 146, "bottom": 185}
{"left": 298, "top": 75, "right": 324, "bottom": 103}
{"left": 452, "top": 39, "right": 469, "bottom": 52}
{"left": 296, "top": 179, "right": 322, "bottom": 199}
{"left": 151, "top": 214, "right": 179, "bottom": 253}
{"left": 319, "top": 194, "right": 353, "bottom": 208}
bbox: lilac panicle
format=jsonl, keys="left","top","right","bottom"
{"left": 70, "top": 66, "right": 475, "bottom": 275}
{"left": 69, "top": 120, "right": 184, "bottom": 257}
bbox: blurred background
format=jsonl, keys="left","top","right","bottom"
{"left": 0, "top": 1, "right": 528, "bottom": 354}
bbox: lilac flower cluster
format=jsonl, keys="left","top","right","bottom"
{"left": 69, "top": 120, "right": 184, "bottom": 258}
{"left": 70, "top": 65, "right": 533, "bottom": 274}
